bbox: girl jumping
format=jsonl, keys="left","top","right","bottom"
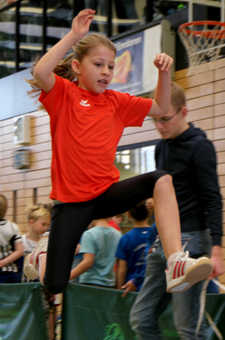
{"left": 25, "top": 9, "right": 212, "bottom": 294}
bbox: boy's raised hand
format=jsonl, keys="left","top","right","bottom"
{"left": 153, "top": 53, "right": 173, "bottom": 72}
{"left": 71, "top": 9, "right": 95, "bottom": 40}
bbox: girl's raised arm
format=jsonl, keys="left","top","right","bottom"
{"left": 33, "top": 9, "right": 95, "bottom": 93}
{"left": 147, "top": 53, "right": 173, "bottom": 118}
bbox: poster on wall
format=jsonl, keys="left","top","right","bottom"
{"left": 109, "top": 24, "right": 162, "bottom": 96}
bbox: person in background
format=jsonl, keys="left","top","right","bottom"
{"left": 108, "top": 214, "right": 123, "bottom": 232}
{"left": 114, "top": 0, "right": 139, "bottom": 33}
{"left": 70, "top": 218, "right": 121, "bottom": 287}
{"left": 70, "top": 243, "right": 82, "bottom": 284}
{"left": 130, "top": 82, "right": 225, "bottom": 340}
{"left": 116, "top": 200, "right": 157, "bottom": 292}
{"left": 118, "top": 198, "right": 158, "bottom": 297}
{"left": 22, "top": 204, "right": 57, "bottom": 340}
{"left": 21, "top": 204, "right": 50, "bottom": 282}
{"left": 0, "top": 194, "right": 24, "bottom": 283}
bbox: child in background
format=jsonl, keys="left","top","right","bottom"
{"left": 108, "top": 214, "right": 123, "bottom": 232}
{"left": 22, "top": 204, "right": 57, "bottom": 340}
{"left": 24, "top": 229, "right": 60, "bottom": 340}
{"left": 70, "top": 243, "right": 82, "bottom": 284}
{"left": 120, "top": 198, "right": 158, "bottom": 297}
{"left": 116, "top": 200, "right": 157, "bottom": 292}
{"left": 108, "top": 214, "right": 123, "bottom": 271}
{"left": 26, "top": 9, "right": 212, "bottom": 295}
{"left": 70, "top": 218, "right": 121, "bottom": 287}
{"left": 21, "top": 204, "right": 51, "bottom": 281}
{"left": 0, "top": 194, "right": 24, "bottom": 283}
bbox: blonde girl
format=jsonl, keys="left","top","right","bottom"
{"left": 22, "top": 204, "right": 55, "bottom": 340}
{"left": 22, "top": 204, "right": 51, "bottom": 259}
{"left": 21, "top": 204, "right": 51, "bottom": 283}
{"left": 26, "top": 9, "right": 212, "bottom": 295}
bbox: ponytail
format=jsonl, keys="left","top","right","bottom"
{"left": 26, "top": 53, "right": 76, "bottom": 110}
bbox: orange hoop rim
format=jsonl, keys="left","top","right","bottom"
{"left": 179, "top": 20, "right": 225, "bottom": 39}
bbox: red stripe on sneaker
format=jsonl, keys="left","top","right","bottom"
{"left": 173, "top": 261, "right": 186, "bottom": 279}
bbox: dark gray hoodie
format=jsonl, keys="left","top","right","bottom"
{"left": 155, "top": 122, "right": 222, "bottom": 246}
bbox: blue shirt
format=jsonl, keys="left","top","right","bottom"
{"left": 130, "top": 223, "right": 158, "bottom": 289}
{"left": 116, "top": 225, "right": 157, "bottom": 291}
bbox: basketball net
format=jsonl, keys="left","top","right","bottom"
{"left": 178, "top": 21, "right": 225, "bottom": 76}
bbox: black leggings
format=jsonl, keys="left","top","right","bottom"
{"left": 43, "top": 170, "right": 166, "bottom": 294}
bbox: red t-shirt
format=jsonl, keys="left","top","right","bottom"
{"left": 39, "top": 74, "right": 152, "bottom": 202}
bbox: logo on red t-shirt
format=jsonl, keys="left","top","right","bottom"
{"left": 80, "top": 100, "right": 90, "bottom": 107}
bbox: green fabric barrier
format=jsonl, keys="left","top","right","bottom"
{"left": 62, "top": 283, "right": 225, "bottom": 340}
{"left": 0, "top": 283, "right": 48, "bottom": 340}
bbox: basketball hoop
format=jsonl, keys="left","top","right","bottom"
{"left": 178, "top": 21, "right": 225, "bottom": 75}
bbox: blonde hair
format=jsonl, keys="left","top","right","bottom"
{"left": 25, "top": 204, "right": 51, "bottom": 222}
{"left": 0, "top": 194, "right": 7, "bottom": 220}
{"left": 26, "top": 33, "right": 116, "bottom": 109}
{"left": 73, "top": 33, "right": 116, "bottom": 62}
{"left": 150, "top": 82, "right": 186, "bottom": 111}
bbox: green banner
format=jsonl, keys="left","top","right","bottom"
{"left": 62, "top": 283, "right": 225, "bottom": 340}
{"left": 0, "top": 283, "right": 48, "bottom": 340}
{"left": 0, "top": 282, "right": 224, "bottom": 339}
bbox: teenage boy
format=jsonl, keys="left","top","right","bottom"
{"left": 130, "top": 82, "right": 225, "bottom": 340}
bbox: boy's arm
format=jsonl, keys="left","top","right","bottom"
{"left": 194, "top": 139, "right": 225, "bottom": 278}
{"left": 0, "top": 241, "right": 24, "bottom": 268}
{"left": 34, "top": 9, "right": 95, "bottom": 93}
{"left": 121, "top": 267, "right": 145, "bottom": 297}
{"left": 147, "top": 53, "right": 173, "bottom": 118}
{"left": 116, "top": 259, "right": 128, "bottom": 289}
{"left": 69, "top": 253, "right": 95, "bottom": 280}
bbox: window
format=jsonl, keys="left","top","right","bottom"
{"left": 114, "top": 141, "right": 157, "bottom": 232}
{"left": 115, "top": 142, "right": 156, "bottom": 181}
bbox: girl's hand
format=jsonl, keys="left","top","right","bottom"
{"left": 71, "top": 9, "right": 95, "bottom": 40}
{"left": 153, "top": 53, "right": 173, "bottom": 72}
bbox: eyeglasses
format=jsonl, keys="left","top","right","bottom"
{"left": 152, "top": 108, "right": 181, "bottom": 124}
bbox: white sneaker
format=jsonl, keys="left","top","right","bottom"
{"left": 24, "top": 232, "right": 49, "bottom": 280}
{"left": 166, "top": 250, "right": 213, "bottom": 293}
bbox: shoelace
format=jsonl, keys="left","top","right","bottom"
{"left": 174, "top": 243, "right": 190, "bottom": 261}
{"left": 176, "top": 242, "right": 223, "bottom": 339}
{"left": 196, "top": 279, "right": 225, "bottom": 340}
{"left": 174, "top": 243, "right": 223, "bottom": 338}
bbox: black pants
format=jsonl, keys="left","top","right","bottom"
{"left": 43, "top": 170, "right": 166, "bottom": 294}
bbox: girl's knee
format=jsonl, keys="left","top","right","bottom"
{"left": 155, "top": 173, "right": 173, "bottom": 190}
